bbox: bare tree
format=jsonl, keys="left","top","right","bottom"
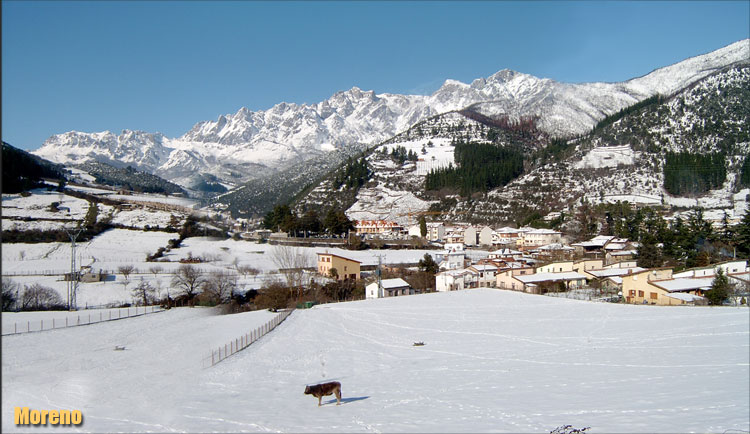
{"left": 131, "top": 279, "right": 156, "bottom": 306}
{"left": 118, "top": 265, "right": 136, "bottom": 281}
{"left": 270, "top": 245, "right": 313, "bottom": 299}
{"left": 237, "top": 265, "right": 260, "bottom": 278}
{"left": 149, "top": 265, "right": 163, "bottom": 278}
{"left": 171, "top": 264, "right": 205, "bottom": 300}
{"left": 21, "top": 284, "right": 64, "bottom": 310}
{"left": 2, "top": 277, "right": 20, "bottom": 311}
{"left": 202, "top": 271, "right": 238, "bottom": 304}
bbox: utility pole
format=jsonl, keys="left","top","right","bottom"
{"left": 66, "top": 227, "right": 83, "bottom": 311}
{"left": 375, "top": 254, "right": 385, "bottom": 298}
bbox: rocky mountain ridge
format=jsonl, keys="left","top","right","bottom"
{"left": 32, "top": 40, "right": 749, "bottom": 200}
{"left": 298, "top": 63, "right": 749, "bottom": 226}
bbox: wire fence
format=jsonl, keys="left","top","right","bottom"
{"left": 202, "top": 309, "right": 294, "bottom": 368}
{"left": 1, "top": 305, "right": 163, "bottom": 336}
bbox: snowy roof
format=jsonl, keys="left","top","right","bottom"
{"left": 606, "top": 276, "right": 623, "bottom": 285}
{"left": 604, "top": 243, "right": 628, "bottom": 251}
{"left": 494, "top": 227, "right": 524, "bottom": 234}
{"left": 524, "top": 228, "right": 562, "bottom": 235}
{"left": 609, "top": 250, "right": 637, "bottom": 256}
{"left": 437, "top": 269, "right": 470, "bottom": 277}
{"left": 536, "top": 243, "right": 574, "bottom": 251}
{"left": 470, "top": 264, "right": 498, "bottom": 272}
{"left": 490, "top": 248, "right": 522, "bottom": 255}
{"left": 664, "top": 293, "right": 706, "bottom": 302}
{"left": 317, "top": 252, "right": 361, "bottom": 263}
{"left": 588, "top": 267, "right": 646, "bottom": 278}
{"left": 502, "top": 262, "right": 533, "bottom": 269}
{"left": 514, "top": 272, "right": 587, "bottom": 284}
{"left": 379, "top": 278, "right": 411, "bottom": 289}
{"left": 572, "top": 235, "right": 614, "bottom": 248}
{"left": 652, "top": 277, "right": 714, "bottom": 293}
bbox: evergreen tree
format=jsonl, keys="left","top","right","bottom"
{"left": 263, "top": 204, "right": 292, "bottom": 232}
{"left": 300, "top": 210, "right": 322, "bottom": 235}
{"left": 636, "top": 235, "right": 662, "bottom": 268}
{"left": 736, "top": 210, "right": 750, "bottom": 258}
{"left": 418, "top": 254, "right": 439, "bottom": 274}
{"left": 664, "top": 152, "right": 726, "bottom": 195}
{"left": 323, "top": 209, "right": 354, "bottom": 236}
{"left": 705, "top": 268, "right": 730, "bottom": 305}
{"left": 419, "top": 215, "right": 427, "bottom": 238}
{"left": 740, "top": 156, "right": 750, "bottom": 188}
{"left": 424, "top": 141, "right": 523, "bottom": 196}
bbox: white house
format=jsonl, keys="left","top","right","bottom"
{"left": 521, "top": 228, "right": 563, "bottom": 247}
{"left": 488, "top": 248, "right": 523, "bottom": 260}
{"left": 436, "top": 269, "right": 472, "bottom": 292}
{"left": 468, "top": 264, "right": 498, "bottom": 287}
{"left": 672, "top": 260, "right": 748, "bottom": 278}
{"left": 464, "top": 226, "right": 478, "bottom": 246}
{"left": 427, "top": 223, "right": 446, "bottom": 241}
{"left": 437, "top": 243, "right": 466, "bottom": 270}
{"left": 366, "top": 278, "right": 413, "bottom": 299}
{"left": 492, "top": 226, "right": 527, "bottom": 247}
{"left": 478, "top": 226, "right": 493, "bottom": 246}
{"left": 407, "top": 222, "right": 446, "bottom": 241}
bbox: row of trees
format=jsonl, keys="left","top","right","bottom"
{"left": 424, "top": 142, "right": 524, "bottom": 196}
{"left": 741, "top": 156, "right": 750, "bottom": 188}
{"left": 262, "top": 205, "right": 354, "bottom": 237}
{"left": 593, "top": 94, "right": 664, "bottom": 132}
{"left": 663, "top": 151, "right": 726, "bottom": 195}
{"left": 332, "top": 157, "right": 372, "bottom": 190}
{"left": 620, "top": 207, "right": 750, "bottom": 269}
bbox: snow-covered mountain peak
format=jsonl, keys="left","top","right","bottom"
{"left": 487, "top": 68, "right": 522, "bottom": 83}
{"left": 31, "top": 39, "right": 749, "bottom": 194}
{"left": 440, "top": 79, "right": 471, "bottom": 89}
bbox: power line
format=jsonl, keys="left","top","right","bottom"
{"left": 66, "top": 227, "right": 83, "bottom": 311}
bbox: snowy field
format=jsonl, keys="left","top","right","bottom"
{"left": 1, "top": 231, "right": 460, "bottom": 306}
{"left": 2, "top": 289, "right": 747, "bottom": 433}
{"left": 1, "top": 306, "right": 162, "bottom": 335}
{"left": 1, "top": 188, "right": 192, "bottom": 232}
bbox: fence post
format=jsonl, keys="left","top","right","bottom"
{"left": 212, "top": 351, "right": 214, "bottom": 366}
{"left": 100, "top": 312, "right": 103, "bottom": 322}
{"left": 15, "top": 323, "right": 17, "bottom": 334}
{"left": 28, "top": 321, "right": 30, "bottom": 332}
{"left": 66, "top": 317, "right": 68, "bottom": 327}
{"left": 41, "top": 320, "right": 43, "bottom": 331}
{"left": 88, "top": 314, "right": 91, "bottom": 324}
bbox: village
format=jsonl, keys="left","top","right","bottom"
{"left": 316, "top": 219, "right": 750, "bottom": 307}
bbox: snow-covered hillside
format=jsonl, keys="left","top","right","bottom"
{"left": 2, "top": 289, "right": 748, "bottom": 432}
{"left": 32, "top": 40, "right": 749, "bottom": 191}
{"left": 310, "top": 62, "right": 750, "bottom": 225}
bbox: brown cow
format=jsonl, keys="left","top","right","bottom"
{"left": 304, "top": 381, "right": 342, "bottom": 406}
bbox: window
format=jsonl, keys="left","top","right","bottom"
{"left": 650, "top": 292, "right": 658, "bottom": 300}
{"left": 629, "top": 290, "right": 636, "bottom": 296}
{"left": 638, "top": 290, "right": 644, "bottom": 297}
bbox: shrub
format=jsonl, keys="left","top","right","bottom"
{"left": 254, "top": 282, "right": 292, "bottom": 311}
{"left": 21, "top": 284, "right": 65, "bottom": 311}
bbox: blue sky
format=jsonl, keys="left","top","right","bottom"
{"left": 2, "top": 1, "right": 748, "bottom": 151}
